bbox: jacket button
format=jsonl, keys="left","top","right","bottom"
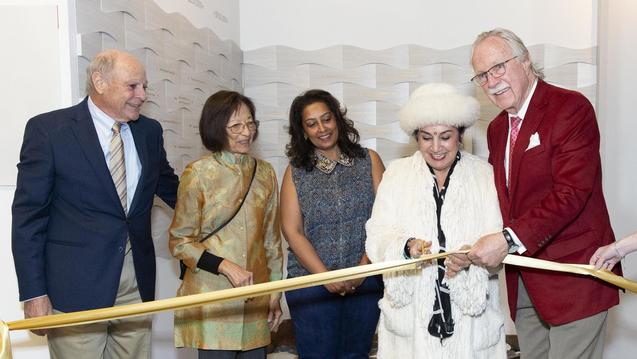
{"left": 118, "top": 246, "right": 124, "bottom": 253}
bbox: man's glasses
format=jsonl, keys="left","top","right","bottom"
{"left": 227, "top": 120, "right": 259, "bottom": 134}
{"left": 470, "top": 56, "right": 519, "bottom": 86}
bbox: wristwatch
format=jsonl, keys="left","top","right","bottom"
{"left": 404, "top": 237, "right": 416, "bottom": 259}
{"left": 502, "top": 229, "right": 519, "bottom": 254}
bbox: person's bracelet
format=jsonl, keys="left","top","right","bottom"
{"left": 613, "top": 242, "right": 624, "bottom": 259}
{"left": 404, "top": 237, "right": 416, "bottom": 259}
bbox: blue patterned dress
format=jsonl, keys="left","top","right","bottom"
{"left": 287, "top": 150, "right": 374, "bottom": 277}
{"left": 285, "top": 149, "right": 382, "bottom": 358}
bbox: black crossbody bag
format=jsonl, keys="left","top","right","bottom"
{"left": 178, "top": 159, "right": 257, "bottom": 280}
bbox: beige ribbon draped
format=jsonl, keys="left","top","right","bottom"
{"left": 502, "top": 254, "right": 637, "bottom": 292}
{"left": 0, "top": 323, "right": 10, "bottom": 359}
{"left": 1, "top": 252, "right": 635, "bottom": 359}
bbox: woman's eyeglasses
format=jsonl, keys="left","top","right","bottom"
{"left": 227, "top": 121, "right": 259, "bottom": 134}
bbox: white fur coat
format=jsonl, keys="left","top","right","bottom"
{"left": 366, "top": 151, "right": 506, "bottom": 359}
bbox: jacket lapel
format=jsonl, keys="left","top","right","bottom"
{"left": 128, "top": 119, "right": 147, "bottom": 216}
{"left": 491, "top": 112, "right": 509, "bottom": 196}
{"left": 70, "top": 98, "right": 125, "bottom": 215}
{"left": 488, "top": 112, "right": 511, "bottom": 223}
{"left": 508, "top": 80, "right": 548, "bottom": 197}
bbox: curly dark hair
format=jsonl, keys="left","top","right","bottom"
{"left": 286, "top": 89, "right": 366, "bottom": 171}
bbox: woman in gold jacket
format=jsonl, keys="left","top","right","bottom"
{"left": 169, "top": 90, "right": 283, "bottom": 359}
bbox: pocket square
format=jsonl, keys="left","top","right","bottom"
{"left": 526, "top": 132, "right": 540, "bottom": 151}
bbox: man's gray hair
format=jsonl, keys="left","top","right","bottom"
{"left": 472, "top": 28, "right": 545, "bottom": 80}
{"left": 85, "top": 50, "right": 119, "bottom": 94}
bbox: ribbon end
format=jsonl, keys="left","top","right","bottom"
{"left": 0, "top": 321, "right": 13, "bottom": 359}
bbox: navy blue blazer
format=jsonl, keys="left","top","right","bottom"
{"left": 12, "top": 98, "right": 179, "bottom": 313}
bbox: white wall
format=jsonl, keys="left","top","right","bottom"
{"left": 154, "top": 0, "right": 239, "bottom": 43}
{"left": 597, "top": 1, "right": 637, "bottom": 357}
{"left": 0, "top": 0, "right": 76, "bottom": 186}
{"left": 0, "top": 1, "right": 75, "bottom": 358}
{"left": 240, "top": 0, "right": 597, "bottom": 50}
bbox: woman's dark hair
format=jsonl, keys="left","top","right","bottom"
{"left": 286, "top": 89, "right": 366, "bottom": 170}
{"left": 199, "top": 90, "right": 258, "bottom": 152}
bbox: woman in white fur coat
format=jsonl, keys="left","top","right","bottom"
{"left": 366, "top": 83, "right": 506, "bottom": 359}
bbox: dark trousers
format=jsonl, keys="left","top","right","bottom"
{"left": 198, "top": 347, "right": 266, "bottom": 359}
{"left": 286, "top": 275, "right": 383, "bottom": 359}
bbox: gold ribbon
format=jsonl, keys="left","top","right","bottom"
{"left": 502, "top": 254, "right": 637, "bottom": 292}
{"left": 0, "top": 322, "right": 10, "bottom": 359}
{"left": 1, "top": 252, "right": 634, "bottom": 359}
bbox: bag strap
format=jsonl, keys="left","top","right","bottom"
{"left": 198, "top": 158, "right": 257, "bottom": 243}
{"left": 179, "top": 158, "right": 257, "bottom": 280}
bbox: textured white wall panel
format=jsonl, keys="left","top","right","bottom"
{"left": 243, "top": 44, "right": 598, "bottom": 173}
{"left": 77, "top": 0, "right": 243, "bottom": 176}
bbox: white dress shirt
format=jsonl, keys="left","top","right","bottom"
{"left": 502, "top": 79, "right": 538, "bottom": 254}
{"left": 88, "top": 97, "right": 142, "bottom": 211}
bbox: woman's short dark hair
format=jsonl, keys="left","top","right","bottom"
{"left": 199, "top": 90, "right": 258, "bottom": 152}
{"left": 286, "top": 89, "right": 366, "bottom": 171}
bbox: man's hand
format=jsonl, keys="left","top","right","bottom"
{"left": 468, "top": 232, "right": 509, "bottom": 268}
{"left": 445, "top": 244, "right": 472, "bottom": 278}
{"left": 24, "top": 295, "right": 53, "bottom": 336}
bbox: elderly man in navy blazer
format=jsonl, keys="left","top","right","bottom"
{"left": 12, "top": 49, "right": 179, "bottom": 358}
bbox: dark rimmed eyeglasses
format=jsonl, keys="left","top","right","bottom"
{"left": 470, "top": 56, "right": 520, "bottom": 86}
{"left": 227, "top": 120, "right": 259, "bottom": 134}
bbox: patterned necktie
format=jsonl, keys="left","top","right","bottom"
{"left": 508, "top": 116, "right": 522, "bottom": 186}
{"left": 109, "top": 122, "right": 127, "bottom": 214}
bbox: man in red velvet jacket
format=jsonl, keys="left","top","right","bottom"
{"left": 450, "top": 28, "right": 620, "bottom": 359}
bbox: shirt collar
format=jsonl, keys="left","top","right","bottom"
{"left": 88, "top": 96, "right": 128, "bottom": 132}
{"left": 313, "top": 151, "right": 354, "bottom": 174}
{"left": 216, "top": 150, "right": 251, "bottom": 166}
{"left": 508, "top": 78, "right": 538, "bottom": 121}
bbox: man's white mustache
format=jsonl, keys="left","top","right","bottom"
{"left": 488, "top": 84, "right": 509, "bottom": 95}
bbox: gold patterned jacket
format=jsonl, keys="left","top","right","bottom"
{"left": 169, "top": 151, "right": 282, "bottom": 350}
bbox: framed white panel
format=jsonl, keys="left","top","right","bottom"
{"left": 0, "top": 5, "right": 62, "bottom": 185}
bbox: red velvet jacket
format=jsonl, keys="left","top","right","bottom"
{"left": 487, "top": 80, "right": 620, "bottom": 325}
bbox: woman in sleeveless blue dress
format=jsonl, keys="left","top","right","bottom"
{"left": 280, "top": 89, "right": 385, "bottom": 358}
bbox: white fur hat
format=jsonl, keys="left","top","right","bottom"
{"left": 398, "top": 83, "right": 480, "bottom": 134}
